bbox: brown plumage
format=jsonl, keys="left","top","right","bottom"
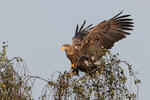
{"left": 61, "top": 11, "right": 133, "bottom": 76}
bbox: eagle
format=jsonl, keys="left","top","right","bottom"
{"left": 61, "top": 11, "right": 133, "bottom": 76}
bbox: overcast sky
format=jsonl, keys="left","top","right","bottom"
{"left": 0, "top": 0, "right": 149, "bottom": 99}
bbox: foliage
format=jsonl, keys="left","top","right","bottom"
{"left": 0, "top": 42, "right": 33, "bottom": 100}
{"left": 40, "top": 52, "right": 140, "bottom": 100}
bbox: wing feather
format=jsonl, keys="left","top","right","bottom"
{"left": 79, "top": 20, "right": 86, "bottom": 32}
{"left": 79, "top": 11, "right": 133, "bottom": 61}
{"left": 72, "top": 21, "right": 93, "bottom": 44}
{"left": 75, "top": 24, "right": 79, "bottom": 35}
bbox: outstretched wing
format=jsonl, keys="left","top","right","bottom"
{"left": 80, "top": 11, "right": 133, "bottom": 61}
{"left": 72, "top": 20, "right": 93, "bottom": 44}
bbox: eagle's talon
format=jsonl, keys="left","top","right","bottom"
{"left": 71, "top": 64, "right": 76, "bottom": 68}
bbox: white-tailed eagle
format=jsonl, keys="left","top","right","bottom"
{"left": 61, "top": 11, "right": 133, "bottom": 76}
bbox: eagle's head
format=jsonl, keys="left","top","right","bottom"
{"left": 61, "top": 44, "right": 73, "bottom": 53}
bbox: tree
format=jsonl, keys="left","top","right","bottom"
{"left": 0, "top": 42, "right": 33, "bottom": 100}
{"left": 40, "top": 52, "right": 140, "bottom": 100}
{"left": 0, "top": 43, "right": 140, "bottom": 100}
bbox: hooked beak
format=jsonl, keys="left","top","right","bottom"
{"left": 61, "top": 47, "right": 65, "bottom": 51}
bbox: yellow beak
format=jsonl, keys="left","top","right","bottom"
{"left": 61, "top": 47, "right": 65, "bottom": 51}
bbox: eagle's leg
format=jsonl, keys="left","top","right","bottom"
{"left": 69, "top": 56, "right": 89, "bottom": 76}
{"left": 77, "top": 56, "right": 97, "bottom": 75}
{"left": 70, "top": 56, "right": 97, "bottom": 76}
{"left": 70, "top": 64, "right": 79, "bottom": 77}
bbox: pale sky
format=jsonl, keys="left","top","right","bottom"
{"left": 0, "top": 0, "right": 149, "bottom": 99}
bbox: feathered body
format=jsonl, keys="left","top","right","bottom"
{"left": 61, "top": 11, "right": 134, "bottom": 76}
